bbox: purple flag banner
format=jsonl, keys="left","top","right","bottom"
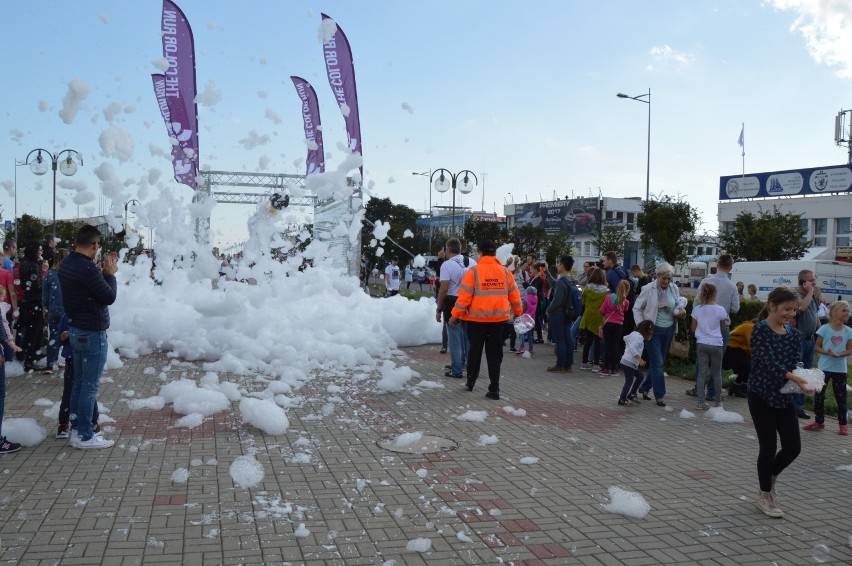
{"left": 152, "top": 73, "right": 195, "bottom": 182}
{"left": 321, "top": 13, "right": 362, "bottom": 169}
{"left": 160, "top": 0, "right": 199, "bottom": 189}
{"left": 290, "top": 76, "right": 325, "bottom": 176}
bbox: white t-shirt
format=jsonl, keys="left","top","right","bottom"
{"left": 440, "top": 255, "right": 476, "bottom": 296}
{"left": 385, "top": 264, "right": 400, "bottom": 290}
{"left": 692, "top": 304, "right": 727, "bottom": 347}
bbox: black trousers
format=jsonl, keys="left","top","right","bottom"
{"left": 20, "top": 300, "right": 44, "bottom": 365}
{"left": 722, "top": 347, "right": 751, "bottom": 383}
{"left": 466, "top": 321, "right": 504, "bottom": 393}
{"left": 59, "top": 358, "right": 99, "bottom": 426}
{"left": 747, "top": 394, "right": 801, "bottom": 492}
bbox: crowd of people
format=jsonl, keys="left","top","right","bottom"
{"left": 428, "top": 240, "right": 851, "bottom": 519}
{"left": 0, "top": 225, "right": 118, "bottom": 454}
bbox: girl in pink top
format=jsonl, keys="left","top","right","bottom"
{"left": 598, "top": 280, "right": 631, "bottom": 375}
{"left": 516, "top": 286, "right": 538, "bottom": 355}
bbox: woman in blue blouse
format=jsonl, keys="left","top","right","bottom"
{"left": 748, "top": 287, "right": 813, "bottom": 518}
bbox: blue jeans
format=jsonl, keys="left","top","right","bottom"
{"left": 69, "top": 327, "right": 109, "bottom": 441}
{"left": 550, "top": 311, "right": 572, "bottom": 369}
{"left": 46, "top": 316, "right": 63, "bottom": 367}
{"left": 519, "top": 330, "right": 534, "bottom": 351}
{"left": 448, "top": 320, "right": 468, "bottom": 376}
{"left": 795, "top": 336, "right": 816, "bottom": 412}
{"left": 693, "top": 326, "right": 730, "bottom": 398}
{"left": 570, "top": 315, "right": 581, "bottom": 352}
{"left": 640, "top": 323, "right": 675, "bottom": 400}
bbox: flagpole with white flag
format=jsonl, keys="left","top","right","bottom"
{"left": 738, "top": 122, "right": 745, "bottom": 178}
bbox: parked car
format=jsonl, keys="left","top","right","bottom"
{"left": 563, "top": 208, "right": 595, "bottom": 233}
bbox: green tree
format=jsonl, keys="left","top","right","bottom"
{"left": 463, "top": 218, "right": 508, "bottom": 250}
{"left": 13, "top": 214, "right": 45, "bottom": 246}
{"left": 591, "top": 224, "right": 632, "bottom": 260}
{"left": 361, "top": 197, "right": 420, "bottom": 264}
{"left": 542, "top": 232, "right": 575, "bottom": 266}
{"left": 508, "top": 224, "right": 547, "bottom": 258}
{"left": 718, "top": 206, "right": 810, "bottom": 261}
{"left": 637, "top": 195, "right": 700, "bottom": 266}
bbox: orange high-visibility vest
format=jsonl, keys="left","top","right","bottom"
{"left": 452, "top": 255, "right": 523, "bottom": 323}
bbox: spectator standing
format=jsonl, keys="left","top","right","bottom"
{"left": 792, "top": 269, "right": 820, "bottom": 420}
{"left": 748, "top": 286, "right": 812, "bottom": 518}
{"left": 618, "top": 320, "right": 655, "bottom": 406}
{"left": 451, "top": 240, "right": 522, "bottom": 400}
{"left": 633, "top": 262, "right": 685, "bottom": 407}
{"left": 691, "top": 283, "right": 729, "bottom": 410}
{"left": 436, "top": 239, "right": 474, "bottom": 378}
{"left": 2, "top": 239, "right": 16, "bottom": 273}
{"left": 404, "top": 264, "right": 413, "bottom": 290}
{"left": 736, "top": 281, "right": 745, "bottom": 297}
{"left": 384, "top": 256, "right": 401, "bottom": 297}
{"left": 579, "top": 267, "right": 609, "bottom": 371}
{"left": 688, "top": 253, "right": 740, "bottom": 399}
{"left": 42, "top": 234, "right": 57, "bottom": 268}
{"left": 748, "top": 284, "right": 759, "bottom": 300}
{"left": 805, "top": 301, "right": 852, "bottom": 435}
{"left": 630, "top": 264, "right": 651, "bottom": 295}
{"left": 42, "top": 248, "right": 69, "bottom": 373}
{"left": 545, "top": 255, "right": 582, "bottom": 373}
{"left": 515, "top": 287, "right": 538, "bottom": 355}
{"left": 59, "top": 225, "right": 118, "bottom": 449}
{"left": 598, "top": 279, "right": 631, "bottom": 375}
{"left": 19, "top": 242, "right": 45, "bottom": 371}
{"left": 0, "top": 312, "right": 20, "bottom": 454}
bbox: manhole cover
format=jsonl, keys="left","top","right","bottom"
{"left": 376, "top": 434, "right": 459, "bottom": 454}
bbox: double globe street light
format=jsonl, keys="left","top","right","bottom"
{"left": 431, "top": 169, "right": 478, "bottom": 236}
{"left": 24, "top": 148, "right": 84, "bottom": 233}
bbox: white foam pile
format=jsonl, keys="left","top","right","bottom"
{"left": 601, "top": 486, "right": 651, "bottom": 518}
{"left": 706, "top": 406, "right": 745, "bottom": 423}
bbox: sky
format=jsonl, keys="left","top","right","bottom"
{"left": 2, "top": 0, "right": 852, "bottom": 249}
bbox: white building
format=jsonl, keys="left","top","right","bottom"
{"left": 718, "top": 164, "right": 852, "bottom": 262}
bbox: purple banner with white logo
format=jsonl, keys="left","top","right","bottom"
{"left": 321, "top": 13, "right": 362, "bottom": 170}
{"left": 290, "top": 76, "right": 325, "bottom": 176}
{"left": 160, "top": 0, "right": 199, "bottom": 189}
{"left": 152, "top": 73, "right": 194, "bottom": 184}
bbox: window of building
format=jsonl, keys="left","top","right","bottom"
{"left": 813, "top": 218, "right": 827, "bottom": 247}
{"left": 836, "top": 217, "right": 851, "bottom": 247}
{"left": 626, "top": 212, "right": 635, "bottom": 230}
{"left": 798, "top": 218, "right": 809, "bottom": 245}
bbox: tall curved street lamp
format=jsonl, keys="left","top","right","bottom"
{"left": 24, "top": 148, "right": 83, "bottom": 233}
{"left": 616, "top": 89, "right": 650, "bottom": 203}
{"left": 617, "top": 89, "right": 651, "bottom": 265}
{"left": 430, "top": 169, "right": 478, "bottom": 236}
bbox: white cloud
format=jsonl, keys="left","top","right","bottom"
{"left": 58, "top": 77, "right": 91, "bottom": 124}
{"left": 239, "top": 130, "right": 270, "bottom": 150}
{"left": 195, "top": 81, "right": 222, "bottom": 107}
{"left": 768, "top": 0, "right": 852, "bottom": 78}
{"left": 648, "top": 45, "right": 695, "bottom": 68}
{"left": 265, "top": 108, "right": 282, "bottom": 125}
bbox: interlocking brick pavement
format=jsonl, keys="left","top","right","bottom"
{"left": 0, "top": 343, "right": 851, "bottom": 565}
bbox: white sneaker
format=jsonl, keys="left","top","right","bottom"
{"left": 75, "top": 435, "right": 114, "bottom": 450}
{"left": 69, "top": 430, "right": 80, "bottom": 447}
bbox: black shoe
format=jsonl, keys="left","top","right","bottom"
{"left": 0, "top": 436, "right": 21, "bottom": 454}
{"left": 444, "top": 370, "right": 463, "bottom": 378}
{"left": 440, "top": 347, "right": 447, "bottom": 354}
{"left": 627, "top": 394, "right": 639, "bottom": 403}
{"left": 686, "top": 388, "right": 697, "bottom": 397}
{"left": 639, "top": 390, "right": 652, "bottom": 401}
{"left": 24, "top": 364, "right": 46, "bottom": 372}
{"left": 465, "top": 379, "right": 475, "bottom": 392}
{"left": 797, "top": 410, "right": 811, "bottom": 420}
{"left": 485, "top": 391, "right": 500, "bottom": 400}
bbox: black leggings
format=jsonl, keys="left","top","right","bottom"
{"left": 582, "top": 329, "right": 600, "bottom": 365}
{"left": 602, "top": 322, "right": 622, "bottom": 371}
{"left": 747, "top": 394, "right": 801, "bottom": 492}
{"left": 814, "top": 371, "right": 848, "bottom": 426}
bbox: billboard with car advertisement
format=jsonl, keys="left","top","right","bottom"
{"left": 511, "top": 197, "right": 601, "bottom": 235}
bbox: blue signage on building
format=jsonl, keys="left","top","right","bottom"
{"left": 719, "top": 164, "right": 852, "bottom": 200}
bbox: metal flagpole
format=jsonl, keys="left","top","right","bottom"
{"left": 740, "top": 122, "right": 745, "bottom": 178}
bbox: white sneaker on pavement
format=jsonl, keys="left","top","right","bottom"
{"left": 75, "top": 435, "right": 114, "bottom": 450}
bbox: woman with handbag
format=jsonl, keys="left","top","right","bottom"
{"left": 632, "top": 262, "right": 685, "bottom": 406}
{"left": 598, "top": 280, "right": 631, "bottom": 376}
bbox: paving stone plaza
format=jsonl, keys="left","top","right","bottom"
{"left": 1, "top": 344, "right": 851, "bottom": 565}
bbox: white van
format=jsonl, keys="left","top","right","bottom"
{"left": 730, "top": 260, "right": 852, "bottom": 302}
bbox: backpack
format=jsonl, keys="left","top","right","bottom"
{"left": 559, "top": 277, "right": 577, "bottom": 320}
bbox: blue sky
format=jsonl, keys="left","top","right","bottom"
{"left": 1, "top": 1, "right": 851, "bottom": 248}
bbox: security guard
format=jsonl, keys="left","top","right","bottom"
{"left": 450, "top": 240, "right": 523, "bottom": 400}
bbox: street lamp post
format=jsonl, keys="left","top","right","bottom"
{"left": 124, "top": 199, "right": 140, "bottom": 243}
{"left": 430, "top": 169, "right": 478, "bottom": 237}
{"left": 617, "top": 88, "right": 651, "bottom": 265}
{"left": 24, "top": 148, "right": 83, "bottom": 233}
